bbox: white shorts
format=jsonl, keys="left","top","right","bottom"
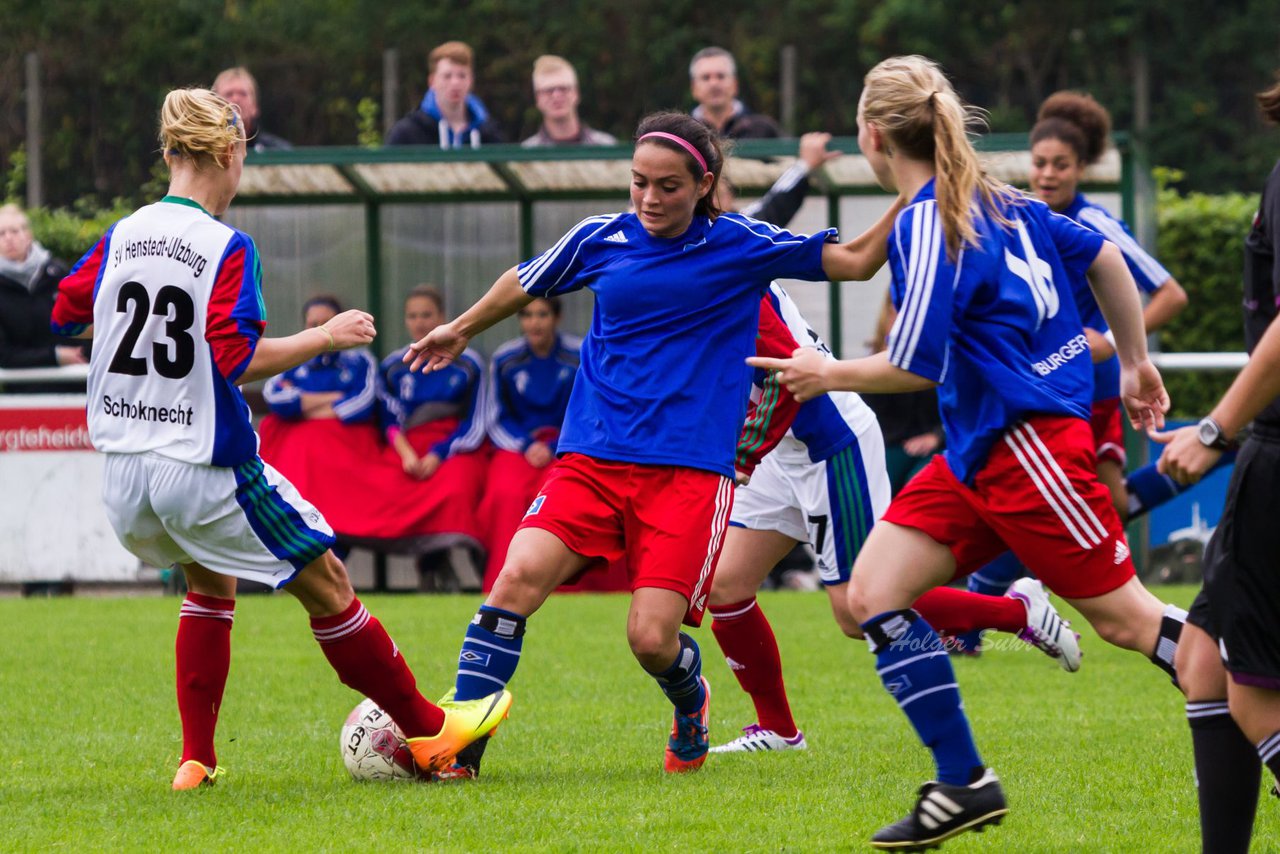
{"left": 102, "top": 452, "right": 335, "bottom": 588}
{"left": 730, "top": 430, "right": 891, "bottom": 586}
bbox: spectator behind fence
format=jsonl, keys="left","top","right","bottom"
{"left": 477, "top": 297, "right": 580, "bottom": 589}
{"left": 262, "top": 295, "right": 377, "bottom": 423}
{"left": 0, "top": 203, "right": 88, "bottom": 371}
{"left": 379, "top": 285, "right": 489, "bottom": 588}
{"left": 387, "top": 40, "right": 505, "bottom": 148}
{"left": 212, "top": 66, "right": 292, "bottom": 151}
{"left": 521, "top": 55, "right": 617, "bottom": 148}
{"left": 689, "top": 46, "right": 780, "bottom": 140}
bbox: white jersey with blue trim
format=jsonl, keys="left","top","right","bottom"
{"left": 764, "top": 283, "right": 877, "bottom": 462}
{"left": 55, "top": 197, "right": 266, "bottom": 467}
{"left": 517, "top": 210, "right": 835, "bottom": 478}
{"left": 886, "top": 180, "right": 1104, "bottom": 484}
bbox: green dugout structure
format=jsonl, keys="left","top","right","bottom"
{"left": 225, "top": 135, "right": 1153, "bottom": 570}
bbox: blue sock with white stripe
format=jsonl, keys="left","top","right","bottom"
{"left": 647, "top": 632, "right": 706, "bottom": 715}
{"left": 454, "top": 605, "right": 525, "bottom": 701}
{"left": 863, "top": 608, "right": 983, "bottom": 786}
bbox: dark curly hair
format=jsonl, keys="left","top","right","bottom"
{"left": 1031, "top": 91, "right": 1112, "bottom": 166}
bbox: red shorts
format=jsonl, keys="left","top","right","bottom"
{"left": 883, "top": 415, "right": 1134, "bottom": 600}
{"left": 1090, "top": 397, "right": 1126, "bottom": 467}
{"left": 517, "top": 453, "right": 734, "bottom": 626}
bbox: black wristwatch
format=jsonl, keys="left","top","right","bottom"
{"left": 1197, "top": 416, "right": 1231, "bottom": 451}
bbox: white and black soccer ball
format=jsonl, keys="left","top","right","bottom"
{"left": 340, "top": 698, "right": 420, "bottom": 781}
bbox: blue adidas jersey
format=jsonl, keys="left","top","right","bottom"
{"left": 518, "top": 211, "right": 835, "bottom": 478}
{"left": 378, "top": 345, "right": 488, "bottom": 458}
{"left": 887, "top": 180, "right": 1104, "bottom": 484}
{"left": 262, "top": 348, "right": 378, "bottom": 423}
{"left": 488, "top": 333, "right": 581, "bottom": 452}
{"left": 1061, "top": 193, "right": 1172, "bottom": 401}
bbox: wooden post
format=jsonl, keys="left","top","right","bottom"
{"left": 25, "top": 52, "right": 43, "bottom": 209}
{"left": 383, "top": 48, "right": 399, "bottom": 135}
{"left": 779, "top": 45, "right": 796, "bottom": 137}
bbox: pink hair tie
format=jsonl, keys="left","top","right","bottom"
{"left": 637, "top": 131, "right": 708, "bottom": 175}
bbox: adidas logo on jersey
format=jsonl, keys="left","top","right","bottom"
{"left": 604, "top": 231, "right": 628, "bottom": 243}
{"left": 1113, "top": 538, "right": 1130, "bottom": 565}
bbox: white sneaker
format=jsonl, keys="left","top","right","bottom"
{"left": 709, "top": 723, "right": 807, "bottom": 754}
{"left": 1008, "top": 578, "right": 1082, "bottom": 672}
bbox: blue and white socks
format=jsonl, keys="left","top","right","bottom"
{"left": 863, "top": 608, "right": 983, "bottom": 785}
{"left": 454, "top": 605, "right": 526, "bottom": 701}
{"left": 648, "top": 632, "right": 706, "bottom": 715}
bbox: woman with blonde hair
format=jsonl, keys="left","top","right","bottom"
{"left": 751, "top": 57, "right": 1180, "bottom": 849}
{"left": 51, "top": 87, "right": 508, "bottom": 788}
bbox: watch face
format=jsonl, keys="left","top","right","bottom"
{"left": 1198, "top": 418, "right": 1222, "bottom": 447}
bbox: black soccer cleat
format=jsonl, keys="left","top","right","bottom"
{"left": 870, "top": 768, "right": 1009, "bottom": 851}
{"left": 453, "top": 734, "right": 490, "bottom": 778}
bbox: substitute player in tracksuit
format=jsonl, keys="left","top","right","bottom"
{"left": 753, "top": 57, "right": 1184, "bottom": 849}
{"left": 404, "top": 110, "right": 903, "bottom": 775}
{"left": 50, "top": 87, "right": 508, "bottom": 790}
{"left": 263, "top": 295, "right": 378, "bottom": 425}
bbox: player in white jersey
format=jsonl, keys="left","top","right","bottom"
{"left": 51, "top": 87, "right": 509, "bottom": 790}
{"left": 708, "top": 284, "right": 891, "bottom": 752}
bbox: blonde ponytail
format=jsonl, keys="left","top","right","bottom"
{"left": 862, "top": 56, "right": 1018, "bottom": 259}
{"left": 159, "top": 88, "right": 244, "bottom": 170}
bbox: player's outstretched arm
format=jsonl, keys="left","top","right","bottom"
{"left": 405, "top": 267, "right": 532, "bottom": 373}
{"left": 1086, "top": 241, "right": 1169, "bottom": 429}
{"left": 747, "top": 348, "right": 935, "bottom": 403}
{"left": 1152, "top": 312, "right": 1280, "bottom": 483}
{"left": 238, "top": 310, "right": 375, "bottom": 385}
{"left": 819, "top": 196, "right": 905, "bottom": 282}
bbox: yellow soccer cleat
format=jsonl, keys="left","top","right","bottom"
{"left": 171, "top": 759, "right": 223, "bottom": 791}
{"left": 407, "top": 688, "right": 513, "bottom": 774}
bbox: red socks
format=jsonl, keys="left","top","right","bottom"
{"left": 913, "top": 586, "right": 1026, "bottom": 635}
{"left": 310, "top": 597, "right": 444, "bottom": 739}
{"left": 176, "top": 593, "right": 235, "bottom": 767}
{"left": 710, "top": 598, "right": 798, "bottom": 738}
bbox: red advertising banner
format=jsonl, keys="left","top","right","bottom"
{"left": 0, "top": 407, "right": 92, "bottom": 452}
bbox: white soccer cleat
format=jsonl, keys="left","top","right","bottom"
{"left": 1008, "top": 578, "right": 1082, "bottom": 672}
{"left": 709, "top": 723, "right": 807, "bottom": 754}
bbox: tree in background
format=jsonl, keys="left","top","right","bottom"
{"left": 1, "top": 0, "right": 1278, "bottom": 207}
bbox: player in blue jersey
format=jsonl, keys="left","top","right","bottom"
{"left": 478, "top": 296, "right": 581, "bottom": 589}
{"left": 263, "top": 295, "right": 378, "bottom": 424}
{"left": 956, "top": 90, "right": 1194, "bottom": 651}
{"left": 404, "top": 110, "right": 904, "bottom": 775}
{"left": 50, "top": 87, "right": 509, "bottom": 789}
{"left": 750, "top": 57, "right": 1184, "bottom": 849}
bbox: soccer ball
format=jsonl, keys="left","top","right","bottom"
{"left": 340, "top": 698, "right": 420, "bottom": 781}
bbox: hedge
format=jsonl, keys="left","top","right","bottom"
{"left": 1153, "top": 185, "right": 1258, "bottom": 418}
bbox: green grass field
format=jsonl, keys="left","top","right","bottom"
{"left": 1, "top": 585, "right": 1273, "bottom": 852}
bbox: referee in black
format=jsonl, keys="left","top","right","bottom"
{"left": 1151, "top": 72, "right": 1280, "bottom": 854}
